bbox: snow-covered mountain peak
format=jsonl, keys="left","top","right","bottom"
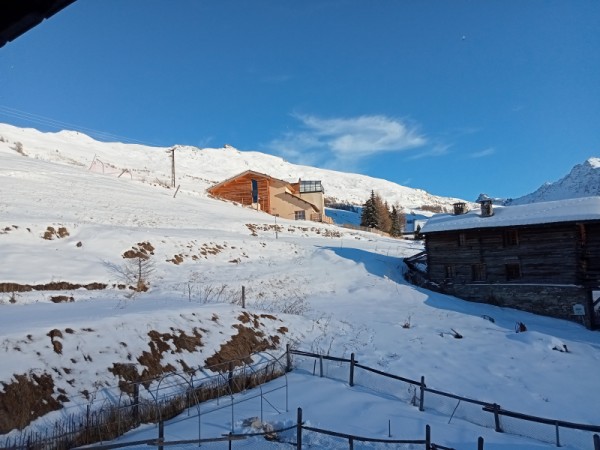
{"left": 509, "top": 156, "right": 600, "bottom": 205}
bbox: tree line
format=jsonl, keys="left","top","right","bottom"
{"left": 360, "top": 190, "right": 406, "bottom": 237}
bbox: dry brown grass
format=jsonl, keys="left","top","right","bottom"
{"left": 205, "top": 323, "right": 277, "bottom": 371}
{"left": 168, "top": 254, "right": 184, "bottom": 265}
{"left": 108, "top": 328, "right": 207, "bottom": 390}
{"left": 0, "top": 372, "right": 62, "bottom": 433}
{"left": 42, "top": 226, "right": 70, "bottom": 240}
{"left": 0, "top": 281, "right": 107, "bottom": 293}
{"left": 50, "top": 295, "right": 74, "bottom": 303}
{"left": 122, "top": 241, "right": 155, "bottom": 259}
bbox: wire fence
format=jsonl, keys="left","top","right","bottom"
{"left": 0, "top": 352, "right": 289, "bottom": 450}
{"left": 290, "top": 347, "right": 600, "bottom": 450}
{"left": 3, "top": 347, "right": 599, "bottom": 450}
{"left": 78, "top": 411, "right": 439, "bottom": 450}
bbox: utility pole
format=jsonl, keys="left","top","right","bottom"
{"left": 166, "top": 147, "right": 176, "bottom": 188}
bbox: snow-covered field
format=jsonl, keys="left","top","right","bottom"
{"left": 0, "top": 123, "right": 599, "bottom": 449}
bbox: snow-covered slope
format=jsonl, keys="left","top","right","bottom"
{"left": 509, "top": 157, "right": 600, "bottom": 205}
{"left": 0, "top": 123, "right": 464, "bottom": 211}
{"left": 1, "top": 122, "right": 599, "bottom": 449}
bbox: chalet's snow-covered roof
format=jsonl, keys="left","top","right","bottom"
{"left": 422, "top": 196, "right": 600, "bottom": 233}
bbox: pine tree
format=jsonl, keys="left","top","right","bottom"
{"left": 360, "top": 190, "right": 379, "bottom": 229}
{"left": 389, "top": 206, "right": 402, "bottom": 237}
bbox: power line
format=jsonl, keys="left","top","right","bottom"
{"left": 0, "top": 104, "right": 164, "bottom": 147}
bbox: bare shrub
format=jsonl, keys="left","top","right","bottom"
{"left": 178, "top": 273, "right": 238, "bottom": 303}
{"left": 251, "top": 291, "right": 310, "bottom": 316}
{"left": 11, "top": 141, "right": 26, "bottom": 156}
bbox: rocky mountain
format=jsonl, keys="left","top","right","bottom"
{"left": 508, "top": 157, "right": 600, "bottom": 205}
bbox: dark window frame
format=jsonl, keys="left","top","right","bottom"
{"left": 505, "top": 263, "right": 522, "bottom": 280}
{"left": 471, "top": 263, "right": 487, "bottom": 282}
{"left": 458, "top": 233, "right": 467, "bottom": 246}
{"left": 294, "top": 210, "right": 306, "bottom": 220}
{"left": 503, "top": 229, "right": 519, "bottom": 247}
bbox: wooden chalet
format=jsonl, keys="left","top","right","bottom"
{"left": 207, "top": 170, "right": 332, "bottom": 223}
{"left": 405, "top": 196, "right": 600, "bottom": 329}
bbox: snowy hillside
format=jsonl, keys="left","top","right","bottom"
{"left": 0, "top": 123, "right": 465, "bottom": 211}
{"left": 0, "top": 122, "right": 599, "bottom": 449}
{"left": 509, "top": 157, "right": 600, "bottom": 205}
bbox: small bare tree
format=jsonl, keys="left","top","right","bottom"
{"left": 124, "top": 255, "right": 155, "bottom": 292}
{"left": 114, "top": 242, "right": 157, "bottom": 293}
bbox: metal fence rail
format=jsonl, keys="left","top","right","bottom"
{"left": 289, "top": 347, "right": 600, "bottom": 450}
{"left": 80, "top": 410, "right": 441, "bottom": 450}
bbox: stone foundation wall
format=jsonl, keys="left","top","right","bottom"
{"left": 443, "top": 283, "right": 588, "bottom": 326}
{"left": 404, "top": 268, "right": 590, "bottom": 327}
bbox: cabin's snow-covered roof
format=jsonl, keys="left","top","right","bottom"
{"left": 422, "top": 196, "right": 600, "bottom": 233}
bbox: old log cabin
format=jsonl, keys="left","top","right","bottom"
{"left": 207, "top": 170, "right": 332, "bottom": 223}
{"left": 409, "top": 196, "right": 600, "bottom": 329}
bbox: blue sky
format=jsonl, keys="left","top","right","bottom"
{"left": 0, "top": 1, "right": 598, "bottom": 201}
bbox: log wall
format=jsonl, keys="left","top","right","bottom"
{"left": 422, "top": 220, "right": 600, "bottom": 328}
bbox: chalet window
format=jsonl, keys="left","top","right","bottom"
{"left": 445, "top": 265, "right": 455, "bottom": 279}
{"left": 471, "top": 264, "right": 487, "bottom": 282}
{"left": 299, "top": 180, "right": 323, "bottom": 193}
{"left": 251, "top": 179, "right": 258, "bottom": 203}
{"left": 458, "top": 233, "right": 467, "bottom": 246}
{"left": 294, "top": 210, "right": 306, "bottom": 220}
{"left": 505, "top": 263, "right": 521, "bottom": 280}
{"left": 503, "top": 229, "right": 519, "bottom": 247}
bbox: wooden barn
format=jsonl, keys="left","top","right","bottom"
{"left": 207, "top": 170, "right": 332, "bottom": 223}
{"left": 406, "top": 196, "right": 600, "bottom": 329}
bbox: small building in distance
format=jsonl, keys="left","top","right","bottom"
{"left": 406, "top": 196, "right": 600, "bottom": 329}
{"left": 207, "top": 170, "right": 332, "bottom": 223}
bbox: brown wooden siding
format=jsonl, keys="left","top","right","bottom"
{"left": 426, "top": 222, "right": 593, "bottom": 286}
{"left": 581, "top": 222, "right": 600, "bottom": 284}
{"left": 208, "top": 173, "right": 272, "bottom": 213}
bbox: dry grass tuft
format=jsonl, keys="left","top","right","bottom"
{"left": 42, "top": 226, "right": 70, "bottom": 240}
{"left": 205, "top": 323, "right": 279, "bottom": 372}
{"left": 122, "top": 241, "right": 155, "bottom": 259}
{"left": 50, "top": 295, "right": 74, "bottom": 303}
{"left": 0, "top": 372, "right": 62, "bottom": 433}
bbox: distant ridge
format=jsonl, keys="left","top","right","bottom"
{"left": 0, "top": 122, "right": 466, "bottom": 212}
{"left": 508, "top": 157, "right": 600, "bottom": 205}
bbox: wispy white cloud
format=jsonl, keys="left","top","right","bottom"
{"left": 406, "top": 143, "right": 451, "bottom": 161}
{"left": 469, "top": 147, "right": 495, "bottom": 158}
{"left": 267, "top": 114, "right": 427, "bottom": 169}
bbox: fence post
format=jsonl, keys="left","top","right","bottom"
{"left": 86, "top": 404, "right": 90, "bottom": 442}
{"left": 242, "top": 286, "right": 245, "bottom": 308}
{"left": 492, "top": 403, "right": 502, "bottom": 433}
{"left": 349, "top": 437, "right": 354, "bottom": 450}
{"left": 286, "top": 344, "right": 292, "bottom": 372}
{"left": 594, "top": 434, "right": 600, "bottom": 450}
{"left": 425, "top": 424, "right": 431, "bottom": 450}
{"left": 319, "top": 355, "right": 324, "bottom": 378}
{"left": 555, "top": 421, "right": 560, "bottom": 447}
{"left": 419, "top": 376, "right": 425, "bottom": 411}
{"left": 349, "top": 353, "right": 355, "bottom": 387}
{"left": 478, "top": 436, "right": 484, "bottom": 450}
{"left": 132, "top": 382, "right": 140, "bottom": 425}
{"left": 297, "top": 408, "right": 303, "bottom": 449}
{"left": 158, "top": 420, "right": 164, "bottom": 450}
{"left": 228, "top": 362, "right": 234, "bottom": 390}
